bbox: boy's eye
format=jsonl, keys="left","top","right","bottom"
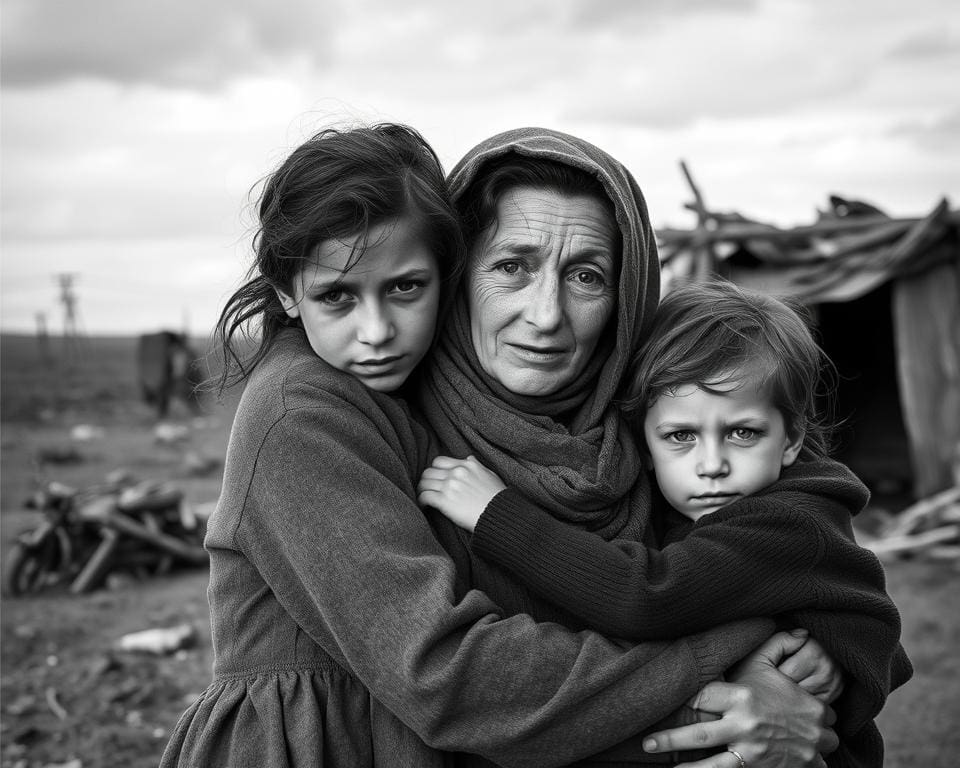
{"left": 731, "top": 428, "right": 758, "bottom": 441}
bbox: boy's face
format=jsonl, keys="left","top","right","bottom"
{"left": 643, "top": 376, "right": 803, "bottom": 521}
{"left": 275, "top": 216, "right": 440, "bottom": 393}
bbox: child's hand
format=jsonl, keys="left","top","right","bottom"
{"left": 777, "top": 635, "right": 845, "bottom": 703}
{"left": 417, "top": 455, "right": 506, "bottom": 532}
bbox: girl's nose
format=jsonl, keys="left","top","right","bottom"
{"left": 357, "top": 303, "right": 395, "bottom": 345}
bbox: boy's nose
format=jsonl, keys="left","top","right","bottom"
{"left": 696, "top": 444, "right": 730, "bottom": 478}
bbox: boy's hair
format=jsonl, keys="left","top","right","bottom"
{"left": 621, "top": 279, "right": 834, "bottom": 459}
{"left": 214, "top": 123, "right": 465, "bottom": 391}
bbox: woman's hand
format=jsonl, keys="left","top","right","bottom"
{"left": 777, "top": 635, "right": 845, "bottom": 703}
{"left": 417, "top": 455, "right": 506, "bottom": 532}
{"left": 642, "top": 631, "right": 839, "bottom": 768}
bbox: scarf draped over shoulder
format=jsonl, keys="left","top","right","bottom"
{"left": 419, "top": 128, "right": 661, "bottom": 539}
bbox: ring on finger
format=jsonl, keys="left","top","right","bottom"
{"left": 727, "top": 749, "right": 746, "bottom": 768}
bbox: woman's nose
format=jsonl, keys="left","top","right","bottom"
{"left": 696, "top": 443, "right": 730, "bottom": 478}
{"left": 356, "top": 303, "right": 395, "bottom": 345}
{"left": 522, "top": 271, "right": 563, "bottom": 331}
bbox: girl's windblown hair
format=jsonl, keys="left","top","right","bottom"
{"left": 621, "top": 279, "right": 836, "bottom": 459}
{"left": 214, "top": 123, "right": 465, "bottom": 392}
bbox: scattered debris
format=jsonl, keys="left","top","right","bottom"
{"left": 4, "top": 475, "right": 207, "bottom": 597}
{"left": 105, "top": 468, "right": 138, "bottom": 487}
{"left": 36, "top": 445, "right": 85, "bottom": 465}
{"left": 70, "top": 425, "right": 105, "bottom": 442}
{"left": 153, "top": 422, "right": 190, "bottom": 445}
{"left": 861, "top": 486, "right": 960, "bottom": 561}
{"left": 5, "top": 694, "right": 37, "bottom": 716}
{"left": 13, "top": 624, "right": 37, "bottom": 640}
{"left": 117, "top": 624, "right": 197, "bottom": 655}
{"left": 182, "top": 450, "right": 220, "bottom": 477}
{"left": 124, "top": 710, "right": 144, "bottom": 727}
{"left": 86, "top": 654, "right": 121, "bottom": 679}
{"left": 45, "top": 687, "right": 68, "bottom": 720}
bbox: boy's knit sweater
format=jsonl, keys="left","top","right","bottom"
{"left": 470, "top": 458, "right": 913, "bottom": 768}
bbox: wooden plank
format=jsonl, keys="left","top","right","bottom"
{"left": 656, "top": 203, "right": 960, "bottom": 246}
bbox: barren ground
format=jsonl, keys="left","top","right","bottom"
{"left": 1, "top": 334, "right": 957, "bottom": 767}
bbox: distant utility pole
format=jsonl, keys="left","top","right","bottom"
{"left": 35, "top": 311, "right": 52, "bottom": 362}
{"left": 56, "top": 272, "right": 84, "bottom": 358}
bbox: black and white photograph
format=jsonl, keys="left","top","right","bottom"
{"left": 2, "top": 2, "right": 958, "bottom": 767}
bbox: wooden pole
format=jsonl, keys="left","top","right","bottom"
{"left": 678, "top": 160, "right": 717, "bottom": 281}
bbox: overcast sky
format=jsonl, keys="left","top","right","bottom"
{"left": 2, "top": 0, "right": 958, "bottom": 335}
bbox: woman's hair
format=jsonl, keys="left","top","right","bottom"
{"left": 621, "top": 279, "right": 835, "bottom": 459}
{"left": 214, "top": 123, "right": 465, "bottom": 391}
{"left": 455, "top": 153, "right": 619, "bottom": 252}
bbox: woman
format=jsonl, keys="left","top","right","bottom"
{"left": 417, "top": 127, "right": 843, "bottom": 766}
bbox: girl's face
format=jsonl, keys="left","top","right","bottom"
{"left": 276, "top": 217, "right": 441, "bottom": 393}
{"left": 643, "top": 374, "right": 803, "bottom": 521}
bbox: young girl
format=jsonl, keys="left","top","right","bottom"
{"left": 420, "top": 279, "right": 912, "bottom": 767}
{"left": 160, "top": 127, "right": 772, "bottom": 768}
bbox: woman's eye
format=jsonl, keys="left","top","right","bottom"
{"left": 573, "top": 270, "right": 601, "bottom": 286}
{"left": 496, "top": 261, "right": 522, "bottom": 275}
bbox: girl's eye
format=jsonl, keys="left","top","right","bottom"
{"left": 393, "top": 279, "right": 424, "bottom": 295}
{"left": 731, "top": 428, "right": 757, "bottom": 441}
{"left": 317, "top": 289, "right": 351, "bottom": 306}
{"left": 667, "top": 431, "right": 695, "bottom": 443}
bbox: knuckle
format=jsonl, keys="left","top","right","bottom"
{"left": 731, "top": 685, "right": 753, "bottom": 708}
{"left": 741, "top": 715, "right": 761, "bottom": 738}
{"left": 692, "top": 724, "right": 712, "bottom": 746}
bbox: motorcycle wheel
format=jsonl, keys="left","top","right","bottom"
{"left": 2, "top": 540, "right": 56, "bottom": 596}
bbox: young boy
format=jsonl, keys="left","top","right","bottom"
{"left": 419, "top": 280, "right": 912, "bottom": 767}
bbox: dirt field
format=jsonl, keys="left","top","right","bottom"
{"left": 1, "top": 333, "right": 958, "bottom": 767}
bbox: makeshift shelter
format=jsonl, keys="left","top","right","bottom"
{"left": 137, "top": 331, "right": 204, "bottom": 418}
{"left": 657, "top": 173, "right": 960, "bottom": 502}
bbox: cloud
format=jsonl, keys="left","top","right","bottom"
{"left": 1, "top": 0, "right": 334, "bottom": 89}
{"left": 570, "top": 0, "right": 756, "bottom": 28}
{"left": 887, "top": 109, "right": 960, "bottom": 151}
{"left": 887, "top": 27, "right": 960, "bottom": 60}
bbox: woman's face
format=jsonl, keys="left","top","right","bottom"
{"left": 467, "top": 186, "right": 619, "bottom": 397}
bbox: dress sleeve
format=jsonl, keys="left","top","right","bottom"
{"left": 234, "top": 399, "right": 771, "bottom": 768}
{"left": 472, "top": 487, "right": 828, "bottom": 639}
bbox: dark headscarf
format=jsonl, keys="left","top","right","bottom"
{"left": 419, "top": 128, "right": 661, "bottom": 538}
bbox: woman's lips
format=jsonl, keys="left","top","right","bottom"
{"left": 506, "top": 343, "right": 567, "bottom": 363}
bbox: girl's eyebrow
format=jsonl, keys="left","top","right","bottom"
{"left": 304, "top": 266, "right": 435, "bottom": 292}
{"left": 302, "top": 276, "right": 347, "bottom": 293}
